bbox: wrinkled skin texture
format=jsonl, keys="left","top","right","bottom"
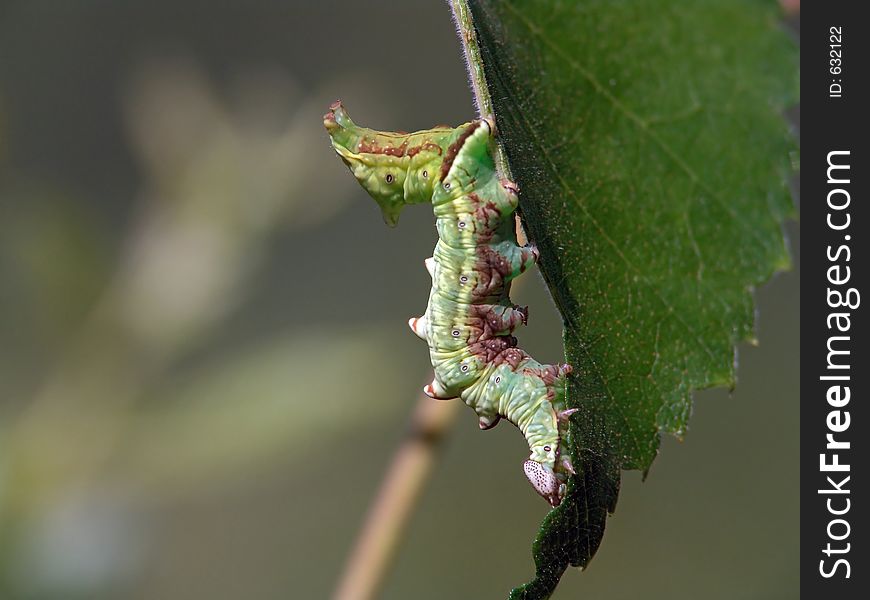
{"left": 324, "top": 102, "right": 574, "bottom": 506}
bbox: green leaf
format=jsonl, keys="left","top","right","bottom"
{"left": 457, "top": 1, "right": 798, "bottom": 597}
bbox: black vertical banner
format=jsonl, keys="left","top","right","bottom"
{"left": 802, "top": 2, "right": 867, "bottom": 598}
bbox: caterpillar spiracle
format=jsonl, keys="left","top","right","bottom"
{"left": 324, "top": 102, "right": 575, "bottom": 506}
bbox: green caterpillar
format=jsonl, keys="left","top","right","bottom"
{"left": 324, "top": 102, "right": 575, "bottom": 506}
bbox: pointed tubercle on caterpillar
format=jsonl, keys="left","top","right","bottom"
{"left": 557, "top": 407, "right": 579, "bottom": 423}
{"left": 501, "top": 179, "right": 520, "bottom": 197}
{"left": 423, "top": 378, "right": 453, "bottom": 400}
{"left": 518, "top": 305, "right": 529, "bottom": 326}
{"left": 408, "top": 315, "right": 428, "bottom": 340}
{"left": 478, "top": 414, "right": 500, "bottom": 430}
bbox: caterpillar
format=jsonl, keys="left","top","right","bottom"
{"left": 323, "top": 102, "right": 575, "bottom": 506}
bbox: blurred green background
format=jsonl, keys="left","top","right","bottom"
{"left": 0, "top": 2, "right": 798, "bottom": 599}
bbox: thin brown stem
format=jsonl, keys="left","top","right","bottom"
{"left": 332, "top": 395, "right": 460, "bottom": 600}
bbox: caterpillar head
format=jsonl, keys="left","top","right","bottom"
{"left": 523, "top": 460, "right": 565, "bottom": 507}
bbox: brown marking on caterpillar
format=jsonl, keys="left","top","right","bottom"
{"left": 357, "top": 139, "right": 409, "bottom": 157}
{"left": 467, "top": 304, "right": 528, "bottom": 340}
{"left": 471, "top": 245, "right": 516, "bottom": 300}
{"left": 521, "top": 364, "right": 564, "bottom": 386}
{"left": 407, "top": 142, "right": 443, "bottom": 157}
{"left": 468, "top": 336, "right": 518, "bottom": 363}
{"left": 440, "top": 121, "right": 481, "bottom": 181}
{"left": 491, "top": 346, "right": 529, "bottom": 370}
{"left": 469, "top": 193, "right": 501, "bottom": 234}
{"left": 355, "top": 139, "right": 444, "bottom": 159}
